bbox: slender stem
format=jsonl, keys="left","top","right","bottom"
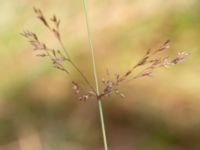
{"left": 69, "top": 60, "right": 95, "bottom": 92}
{"left": 52, "top": 29, "right": 95, "bottom": 91}
{"left": 97, "top": 100, "right": 108, "bottom": 150}
{"left": 59, "top": 39, "right": 71, "bottom": 60}
{"left": 82, "top": 1, "right": 108, "bottom": 150}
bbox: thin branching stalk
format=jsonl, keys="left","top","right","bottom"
{"left": 23, "top": 7, "right": 188, "bottom": 101}
{"left": 69, "top": 60, "right": 95, "bottom": 91}
{"left": 53, "top": 30, "right": 95, "bottom": 91}
{"left": 82, "top": 0, "right": 108, "bottom": 150}
{"left": 22, "top": 6, "right": 189, "bottom": 150}
{"left": 31, "top": 7, "right": 95, "bottom": 91}
{"left": 48, "top": 20, "right": 95, "bottom": 91}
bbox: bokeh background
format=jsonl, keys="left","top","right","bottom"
{"left": 0, "top": 0, "right": 200, "bottom": 149}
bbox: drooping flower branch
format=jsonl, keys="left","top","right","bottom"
{"left": 22, "top": 8, "right": 95, "bottom": 93}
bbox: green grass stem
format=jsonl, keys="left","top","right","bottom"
{"left": 82, "top": 1, "right": 108, "bottom": 150}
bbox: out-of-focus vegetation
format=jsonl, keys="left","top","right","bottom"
{"left": 0, "top": 0, "right": 200, "bottom": 149}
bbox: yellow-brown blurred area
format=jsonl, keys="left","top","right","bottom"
{"left": 0, "top": 0, "right": 200, "bottom": 149}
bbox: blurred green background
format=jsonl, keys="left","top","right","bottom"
{"left": 0, "top": 0, "right": 200, "bottom": 149}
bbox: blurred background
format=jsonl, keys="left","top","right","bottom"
{"left": 0, "top": 0, "right": 200, "bottom": 149}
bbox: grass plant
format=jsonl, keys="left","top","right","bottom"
{"left": 21, "top": 3, "right": 189, "bottom": 149}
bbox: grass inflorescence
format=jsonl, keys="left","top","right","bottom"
{"left": 22, "top": 6, "right": 189, "bottom": 150}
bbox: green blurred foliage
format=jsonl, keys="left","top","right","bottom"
{"left": 0, "top": 0, "right": 200, "bottom": 149}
